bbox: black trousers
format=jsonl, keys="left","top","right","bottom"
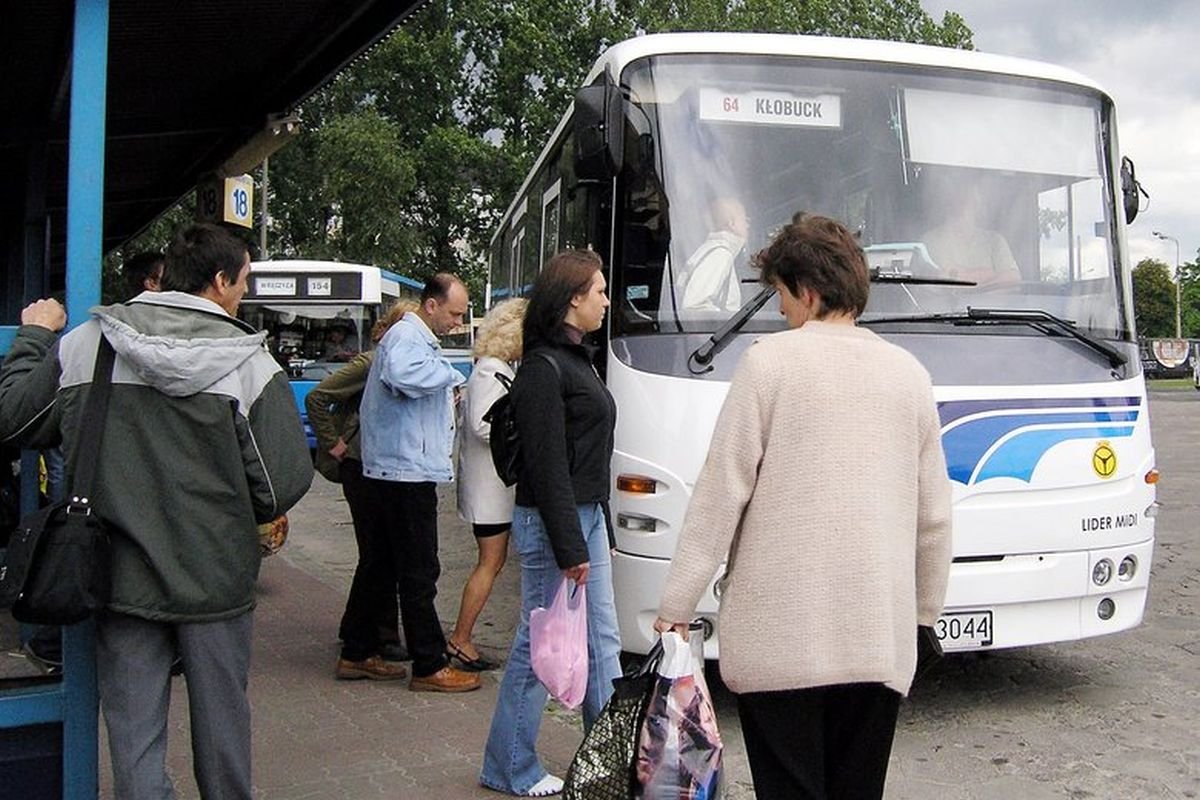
{"left": 338, "top": 459, "right": 401, "bottom": 660}
{"left": 736, "top": 682, "right": 901, "bottom": 800}
{"left": 341, "top": 477, "right": 447, "bottom": 677}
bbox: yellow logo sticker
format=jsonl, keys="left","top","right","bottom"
{"left": 1092, "top": 441, "right": 1117, "bottom": 479}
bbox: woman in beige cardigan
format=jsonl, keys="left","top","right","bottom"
{"left": 654, "top": 212, "right": 953, "bottom": 799}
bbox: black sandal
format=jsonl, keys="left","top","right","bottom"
{"left": 446, "top": 640, "right": 499, "bottom": 672}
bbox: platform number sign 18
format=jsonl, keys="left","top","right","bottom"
{"left": 223, "top": 174, "right": 254, "bottom": 228}
{"left": 195, "top": 174, "right": 254, "bottom": 229}
{"left": 232, "top": 185, "right": 249, "bottom": 220}
{"left": 199, "top": 183, "right": 220, "bottom": 219}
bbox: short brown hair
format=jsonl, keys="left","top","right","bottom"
{"left": 755, "top": 212, "right": 869, "bottom": 318}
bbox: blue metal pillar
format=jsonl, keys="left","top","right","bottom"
{"left": 0, "top": 0, "right": 107, "bottom": 795}
{"left": 61, "top": 0, "right": 109, "bottom": 796}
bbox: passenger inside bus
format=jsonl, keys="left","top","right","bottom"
{"left": 322, "top": 322, "right": 360, "bottom": 362}
{"left": 677, "top": 196, "right": 750, "bottom": 314}
{"left": 920, "top": 171, "right": 1020, "bottom": 286}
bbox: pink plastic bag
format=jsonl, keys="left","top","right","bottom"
{"left": 530, "top": 577, "right": 589, "bottom": 709}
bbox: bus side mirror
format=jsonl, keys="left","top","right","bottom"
{"left": 1121, "top": 156, "right": 1146, "bottom": 223}
{"left": 574, "top": 75, "right": 624, "bottom": 180}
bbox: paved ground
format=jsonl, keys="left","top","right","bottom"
{"left": 5, "top": 388, "right": 1199, "bottom": 798}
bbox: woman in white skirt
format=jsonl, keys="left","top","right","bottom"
{"left": 450, "top": 298, "right": 528, "bottom": 670}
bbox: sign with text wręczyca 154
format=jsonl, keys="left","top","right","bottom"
{"left": 196, "top": 174, "right": 254, "bottom": 229}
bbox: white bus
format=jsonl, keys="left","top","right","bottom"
{"left": 240, "top": 260, "right": 423, "bottom": 448}
{"left": 489, "top": 33, "right": 1156, "bottom": 656}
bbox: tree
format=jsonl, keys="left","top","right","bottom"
{"left": 1175, "top": 253, "right": 1200, "bottom": 338}
{"left": 1132, "top": 258, "right": 1176, "bottom": 339}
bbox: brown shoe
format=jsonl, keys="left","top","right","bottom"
{"left": 409, "top": 666, "right": 481, "bottom": 693}
{"left": 336, "top": 655, "right": 407, "bottom": 681}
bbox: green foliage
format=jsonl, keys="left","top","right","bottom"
{"left": 260, "top": 0, "right": 975, "bottom": 304}
{"left": 626, "top": 0, "right": 973, "bottom": 46}
{"left": 1132, "top": 258, "right": 1177, "bottom": 338}
{"left": 1175, "top": 254, "right": 1200, "bottom": 338}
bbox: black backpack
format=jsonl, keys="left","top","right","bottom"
{"left": 482, "top": 351, "right": 561, "bottom": 487}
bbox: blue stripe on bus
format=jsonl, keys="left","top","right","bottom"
{"left": 939, "top": 406, "right": 1141, "bottom": 485}
{"left": 938, "top": 396, "right": 1141, "bottom": 427}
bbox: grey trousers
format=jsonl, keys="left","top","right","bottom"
{"left": 97, "top": 610, "right": 254, "bottom": 800}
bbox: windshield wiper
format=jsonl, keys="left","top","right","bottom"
{"left": 868, "top": 267, "right": 976, "bottom": 286}
{"left": 687, "top": 286, "right": 777, "bottom": 374}
{"left": 861, "top": 307, "right": 1128, "bottom": 369}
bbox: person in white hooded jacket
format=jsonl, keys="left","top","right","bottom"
{"left": 679, "top": 196, "right": 750, "bottom": 314}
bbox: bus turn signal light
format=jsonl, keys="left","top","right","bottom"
{"left": 1144, "top": 469, "right": 1159, "bottom": 484}
{"left": 617, "top": 475, "right": 658, "bottom": 494}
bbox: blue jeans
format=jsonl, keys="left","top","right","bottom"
{"left": 480, "top": 503, "right": 623, "bottom": 794}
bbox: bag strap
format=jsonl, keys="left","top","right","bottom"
{"left": 68, "top": 335, "right": 116, "bottom": 506}
{"left": 493, "top": 350, "right": 561, "bottom": 393}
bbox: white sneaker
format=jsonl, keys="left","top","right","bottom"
{"left": 524, "top": 774, "right": 564, "bottom": 797}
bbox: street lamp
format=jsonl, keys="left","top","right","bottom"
{"left": 1153, "top": 231, "right": 1181, "bottom": 338}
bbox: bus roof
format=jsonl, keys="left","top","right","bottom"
{"left": 490, "top": 32, "right": 1109, "bottom": 247}
{"left": 584, "top": 33, "right": 1104, "bottom": 94}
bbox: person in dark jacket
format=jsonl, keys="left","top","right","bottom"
{"left": 306, "top": 300, "right": 416, "bottom": 679}
{"left": 0, "top": 223, "right": 313, "bottom": 800}
{"left": 480, "top": 249, "right": 623, "bottom": 798}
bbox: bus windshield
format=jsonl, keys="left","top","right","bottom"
{"left": 614, "top": 55, "right": 1129, "bottom": 341}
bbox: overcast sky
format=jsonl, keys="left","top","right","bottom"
{"left": 921, "top": 0, "right": 1198, "bottom": 271}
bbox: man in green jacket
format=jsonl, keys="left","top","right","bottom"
{"left": 0, "top": 223, "right": 313, "bottom": 799}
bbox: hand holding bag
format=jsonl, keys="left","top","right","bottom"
{"left": 635, "top": 630, "right": 724, "bottom": 800}
{"left": 563, "top": 638, "right": 665, "bottom": 800}
{"left": 0, "top": 336, "right": 120, "bottom": 624}
{"left": 915, "top": 624, "right": 944, "bottom": 681}
{"left": 530, "top": 576, "right": 589, "bottom": 709}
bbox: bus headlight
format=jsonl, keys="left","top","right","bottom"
{"left": 1092, "top": 558, "right": 1114, "bottom": 586}
{"left": 1118, "top": 556, "right": 1137, "bottom": 581}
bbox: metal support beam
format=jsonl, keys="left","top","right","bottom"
{"left": 62, "top": 0, "right": 108, "bottom": 795}
{"left": 65, "top": 0, "right": 109, "bottom": 327}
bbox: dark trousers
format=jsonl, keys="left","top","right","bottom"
{"left": 342, "top": 476, "right": 447, "bottom": 677}
{"left": 338, "top": 459, "right": 400, "bottom": 660}
{"left": 736, "top": 682, "right": 901, "bottom": 800}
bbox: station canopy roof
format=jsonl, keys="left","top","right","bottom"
{"left": 2, "top": 1, "right": 425, "bottom": 290}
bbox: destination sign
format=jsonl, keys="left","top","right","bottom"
{"left": 245, "top": 272, "right": 364, "bottom": 302}
{"left": 699, "top": 87, "right": 842, "bottom": 128}
{"left": 255, "top": 277, "right": 296, "bottom": 297}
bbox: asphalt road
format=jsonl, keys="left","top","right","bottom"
{"left": 282, "top": 387, "right": 1200, "bottom": 799}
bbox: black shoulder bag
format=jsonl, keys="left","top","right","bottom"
{"left": 0, "top": 336, "right": 118, "bottom": 625}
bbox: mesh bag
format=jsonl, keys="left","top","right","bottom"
{"left": 563, "top": 643, "right": 662, "bottom": 800}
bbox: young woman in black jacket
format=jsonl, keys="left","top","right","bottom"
{"left": 480, "top": 250, "right": 623, "bottom": 797}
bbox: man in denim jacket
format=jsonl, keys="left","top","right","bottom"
{"left": 355, "top": 273, "right": 481, "bottom": 691}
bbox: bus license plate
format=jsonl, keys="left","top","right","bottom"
{"left": 935, "top": 610, "right": 993, "bottom": 650}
